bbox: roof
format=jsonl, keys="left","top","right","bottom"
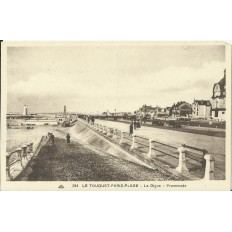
{"left": 212, "top": 69, "right": 226, "bottom": 98}
{"left": 193, "top": 100, "right": 211, "bottom": 106}
{"left": 174, "top": 101, "right": 190, "bottom": 108}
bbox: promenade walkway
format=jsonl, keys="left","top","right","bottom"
{"left": 18, "top": 137, "right": 177, "bottom": 181}
{"left": 95, "top": 119, "right": 225, "bottom": 156}
{"left": 93, "top": 119, "right": 225, "bottom": 180}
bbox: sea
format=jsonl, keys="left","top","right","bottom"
{"left": 6, "top": 119, "right": 68, "bottom": 153}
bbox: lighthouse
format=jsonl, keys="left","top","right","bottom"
{"left": 23, "top": 105, "right": 28, "bottom": 116}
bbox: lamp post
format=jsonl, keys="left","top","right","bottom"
{"left": 114, "top": 109, "right": 116, "bottom": 121}
{"left": 216, "top": 100, "right": 218, "bottom": 120}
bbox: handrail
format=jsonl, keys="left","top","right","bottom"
{"left": 6, "top": 135, "right": 44, "bottom": 181}
{"left": 182, "top": 144, "right": 208, "bottom": 154}
{"left": 79, "top": 118, "right": 209, "bottom": 177}
{"left": 153, "top": 140, "right": 178, "bottom": 149}
{"left": 134, "top": 135, "right": 150, "bottom": 140}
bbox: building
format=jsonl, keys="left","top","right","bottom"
{"left": 55, "top": 106, "right": 77, "bottom": 124}
{"left": 21, "top": 118, "right": 58, "bottom": 126}
{"left": 170, "top": 101, "right": 192, "bottom": 117}
{"left": 22, "top": 105, "right": 28, "bottom": 116}
{"left": 210, "top": 69, "right": 226, "bottom": 121}
{"left": 153, "top": 106, "right": 170, "bottom": 118}
{"left": 139, "top": 105, "right": 156, "bottom": 118}
{"left": 192, "top": 100, "right": 211, "bottom": 119}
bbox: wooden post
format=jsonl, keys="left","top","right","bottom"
{"left": 204, "top": 154, "right": 215, "bottom": 180}
{"left": 176, "top": 147, "right": 189, "bottom": 173}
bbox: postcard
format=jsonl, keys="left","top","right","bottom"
{"left": 1, "top": 41, "right": 231, "bottom": 190}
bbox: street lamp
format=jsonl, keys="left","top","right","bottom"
{"left": 114, "top": 109, "right": 116, "bottom": 121}
{"left": 215, "top": 100, "right": 218, "bottom": 120}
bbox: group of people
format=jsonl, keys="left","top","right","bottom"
{"left": 87, "top": 116, "right": 95, "bottom": 125}
{"left": 47, "top": 132, "right": 55, "bottom": 144}
{"left": 47, "top": 132, "right": 71, "bottom": 144}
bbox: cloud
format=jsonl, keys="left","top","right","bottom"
{"left": 8, "top": 61, "right": 225, "bottom": 113}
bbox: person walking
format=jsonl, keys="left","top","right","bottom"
{"left": 51, "top": 133, "right": 55, "bottom": 145}
{"left": 92, "top": 117, "right": 95, "bottom": 125}
{"left": 66, "top": 133, "right": 71, "bottom": 144}
{"left": 133, "top": 120, "right": 137, "bottom": 130}
{"left": 129, "top": 122, "right": 133, "bottom": 136}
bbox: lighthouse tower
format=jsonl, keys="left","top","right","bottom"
{"left": 23, "top": 105, "right": 28, "bottom": 116}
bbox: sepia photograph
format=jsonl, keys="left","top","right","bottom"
{"left": 1, "top": 41, "right": 231, "bottom": 190}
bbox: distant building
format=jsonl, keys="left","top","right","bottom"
{"left": 153, "top": 106, "right": 170, "bottom": 118}
{"left": 23, "top": 105, "right": 28, "bottom": 116}
{"left": 192, "top": 100, "right": 211, "bottom": 119}
{"left": 22, "top": 118, "right": 58, "bottom": 126}
{"left": 165, "top": 107, "right": 171, "bottom": 116}
{"left": 170, "top": 101, "right": 192, "bottom": 117}
{"left": 210, "top": 69, "right": 226, "bottom": 121}
{"left": 139, "top": 105, "right": 156, "bottom": 118}
{"left": 138, "top": 105, "right": 171, "bottom": 118}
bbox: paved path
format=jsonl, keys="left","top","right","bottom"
{"left": 95, "top": 119, "right": 225, "bottom": 156}
{"left": 19, "top": 137, "right": 177, "bottom": 181}
{"left": 95, "top": 119, "right": 225, "bottom": 179}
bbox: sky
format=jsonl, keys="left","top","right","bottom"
{"left": 7, "top": 44, "right": 225, "bottom": 114}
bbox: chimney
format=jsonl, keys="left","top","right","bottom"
{"left": 64, "top": 106, "right": 66, "bottom": 118}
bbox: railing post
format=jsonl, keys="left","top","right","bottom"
{"left": 130, "top": 135, "right": 137, "bottom": 150}
{"left": 119, "top": 131, "right": 124, "bottom": 144}
{"left": 99, "top": 125, "right": 103, "bottom": 132}
{"left": 30, "top": 142, "right": 33, "bottom": 153}
{"left": 22, "top": 145, "right": 27, "bottom": 167}
{"left": 176, "top": 147, "right": 189, "bottom": 173}
{"left": 26, "top": 143, "right": 31, "bottom": 161}
{"left": 112, "top": 129, "right": 117, "bottom": 140}
{"left": 204, "top": 154, "right": 215, "bottom": 180}
{"left": 147, "top": 139, "right": 156, "bottom": 159}
{"left": 6, "top": 153, "right": 13, "bottom": 181}
{"left": 15, "top": 148, "right": 23, "bottom": 171}
{"left": 106, "top": 127, "right": 111, "bottom": 136}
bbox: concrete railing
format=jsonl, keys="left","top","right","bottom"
{"left": 6, "top": 136, "right": 44, "bottom": 181}
{"left": 79, "top": 118, "right": 215, "bottom": 180}
{"left": 174, "top": 145, "right": 215, "bottom": 180}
